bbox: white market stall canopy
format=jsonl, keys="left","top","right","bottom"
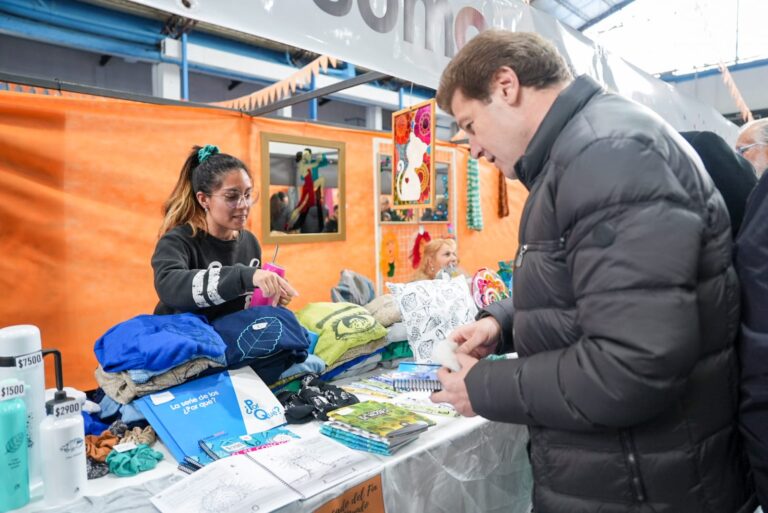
{"left": 122, "top": 0, "right": 737, "bottom": 140}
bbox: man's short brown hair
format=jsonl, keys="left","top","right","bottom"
{"left": 437, "top": 30, "right": 572, "bottom": 114}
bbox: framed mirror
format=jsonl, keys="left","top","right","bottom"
{"left": 261, "top": 133, "right": 345, "bottom": 244}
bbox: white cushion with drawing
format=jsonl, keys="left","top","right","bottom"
{"left": 387, "top": 276, "right": 477, "bottom": 363}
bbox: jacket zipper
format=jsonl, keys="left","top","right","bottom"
{"left": 514, "top": 238, "right": 565, "bottom": 269}
{"left": 620, "top": 431, "right": 646, "bottom": 502}
{"left": 516, "top": 175, "right": 546, "bottom": 258}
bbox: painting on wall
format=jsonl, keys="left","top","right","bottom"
{"left": 392, "top": 99, "right": 435, "bottom": 208}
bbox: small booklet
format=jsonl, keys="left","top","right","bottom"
{"left": 199, "top": 426, "right": 301, "bottom": 461}
{"left": 390, "top": 362, "right": 442, "bottom": 392}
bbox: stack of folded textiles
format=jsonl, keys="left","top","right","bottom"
{"left": 320, "top": 400, "right": 434, "bottom": 456}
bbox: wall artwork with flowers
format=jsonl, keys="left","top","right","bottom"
{"left": 392, "top": 99, "right": 435, "bottom": 208}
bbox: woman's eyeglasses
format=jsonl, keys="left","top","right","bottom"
{"left": 736, "top": 142, "right": 767, "bottom": 155}
{"left": 211, "top": 191, "right": 256, "bottom": 209}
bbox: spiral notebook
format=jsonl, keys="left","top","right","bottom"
{"left": 391, "top": 362, "right": 442, "bottom": 392}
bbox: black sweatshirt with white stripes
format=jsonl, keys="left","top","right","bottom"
{"left": 152, "top": 224, "right": 261, "bottom": 321}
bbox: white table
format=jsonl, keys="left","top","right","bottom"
{"left": 17, "top": 380, "right": 533, "bottom": 513}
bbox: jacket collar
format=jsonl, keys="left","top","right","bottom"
{"left": 515, "top": 75, "right": 604, "bottom": 190}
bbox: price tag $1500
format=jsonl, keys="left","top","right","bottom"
{"left": 53, "top": 400, "right": 80, "bottom": 419}
{"left": 0, "top": 383, "right": 25, "bottom": 402}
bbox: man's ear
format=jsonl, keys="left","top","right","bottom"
{"left": 494, "top": 66, "right": 521, "bottom": 106}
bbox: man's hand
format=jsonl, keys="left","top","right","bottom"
{"left": 431, "top": 353, "right": 479, "bottom": 417}
{"left": 449, "top": 316, "right": 502, "bottom": 359}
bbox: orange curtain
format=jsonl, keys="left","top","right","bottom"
{"left": 0, "top": 91, "right": 525, "bottom": 390}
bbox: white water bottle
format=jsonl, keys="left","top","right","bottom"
{"left": 0, "top": 325, "right": 45, "bottom": 497}
{"left": 40, "top": 350, "right": 86, "bottom": 507}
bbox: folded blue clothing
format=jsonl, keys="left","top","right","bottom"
{"left": 94, "top": 313, "right": 226, "bottom": 373}
{"left": 321, "top": 347, "right": 387, "bottom": 381}
{"left": 211, "top": 306, "right": 311, "bottom": 366}
{"left": 306, "top": 329, "right": 320, "bottom": 354}
{"left": 83, "top": 411, "right": 109, "bottom": 436}
{"left": 98, "top": 395, "right": 146, "bottom": 424}
{"left": 278, "top": 354, "right": 326, "bottom": 381}
{"left": 127, "top": 354, "right": 227, "bottom": 384}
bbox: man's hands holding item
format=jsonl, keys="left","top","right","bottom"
{"left": 430, "top": 316, "right": 503, "bottom": 416}
{"left": 252, "top": 269, "right": 298, "bottom": 307}
{"left": 452, "top": 316, "right": 502, "bottom": 358}
{"left": 431, "top": 353, "right": 479, "bottom": 416}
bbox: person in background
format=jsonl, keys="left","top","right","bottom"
{"left": 735, "top": 162, "right": 768, "bottom": 508}
{"left": 412, "top": 238, "right": 459, "bottom": 281}
{"left": 324, "top": 204, "right": 339, "bottom": 233}
{"left": 736, "top": 118, "right": 768, "bottom": 177}
{"left": 269, "top": 191, "right": 291, "bottom": 232}
{"left": 431, "top": 30, "right": 754, "bottom": 513}
{"left": 152, "top": 144, "right": 297, "bottom": 320}
{"left": 681, "top": 130, "right": 757, "bottom": 235}
{"left": 380, "top": 196, "right": 402, "bottom": 222}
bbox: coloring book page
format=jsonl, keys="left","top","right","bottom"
{"left": 247, "top": 435, "right": 380, "bottom": 499}
{"left": 150, "top": 454, "right": 300, "bottom": 513}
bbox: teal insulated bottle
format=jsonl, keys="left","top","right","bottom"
{"left": 0, "top": 379, "right": 29, "bottom": 513}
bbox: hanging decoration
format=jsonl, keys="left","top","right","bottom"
{"left": 0, "top": 82, "right": 108, "bottom": 100}
{"left": 498, "top": 169, "right": 510, "bottom": 218}
{"left": 380, "top": 232, "right": 399, "bottom": 278}
{"left": 392, "top": 99, "right": 435, "bottom": 208}
{"left": 211, "top": 55, "right": 339, "bottom": 111}
{"left": 410, "top": 229, "right": 432, "bottom": 269}
{"left": 718, "top": 62, "right": 753, "bottom": 123}
{"left": 467, "top": 157, "right": 483, "bottom": 231}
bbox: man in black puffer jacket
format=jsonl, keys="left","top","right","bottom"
{"left": 432, "top": 30, "right": 755, "bottom": 513}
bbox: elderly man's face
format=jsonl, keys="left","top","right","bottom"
{"left": 736, "top": 127, "right": 768, "bottom": 177}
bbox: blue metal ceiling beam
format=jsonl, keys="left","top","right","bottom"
{"left": 0, "top": 12, "right": 161, "bottom": 62}
{"left": 0, "top": 0, "right": 164, "bottom": 45}
{"left": 578, "top": 0, "right": 637, "bottom": 31}
{"left": 660, "top": 58, "right": 768, "bottom": 84}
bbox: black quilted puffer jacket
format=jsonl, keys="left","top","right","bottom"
{"left": 466, "top": 76, "right": 755, "bottom": 513}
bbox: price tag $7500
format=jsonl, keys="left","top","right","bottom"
{"left": 15, "top": 351, "right": 43, "bottom": 370}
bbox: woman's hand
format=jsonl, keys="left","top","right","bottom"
{"left": 253, "top": 270, "right": 299, "bottom": 306}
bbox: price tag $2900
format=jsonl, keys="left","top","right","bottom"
{"left": 53, "top": 400, "right": 80, "bottom": 419}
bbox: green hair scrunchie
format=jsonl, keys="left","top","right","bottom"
{"left": 197, "top": 144, "right": 220, "bottom": 163}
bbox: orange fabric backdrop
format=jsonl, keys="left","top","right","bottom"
{"left": 0, "top": 91, "right": 526, "bottom": 390}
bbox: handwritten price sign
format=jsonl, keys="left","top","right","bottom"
{"left": 314, "top": 474, "right": 384, "bottom": 513}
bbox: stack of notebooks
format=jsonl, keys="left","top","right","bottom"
{"left": 340, "top": 364, "right": 457, "bottom": 417}
{"left": 320, "top": 400, "right": 435, "bottom": 455}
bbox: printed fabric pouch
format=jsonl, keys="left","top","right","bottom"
{"left": 295, "top": 302, "right": 388, "bottom": 366}
{"left": 388, "top": 276, "right": 477, "bottom": 363}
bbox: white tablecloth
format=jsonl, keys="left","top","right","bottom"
{"left": 17, "top": 378, "right": 532, "bottom": 513}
